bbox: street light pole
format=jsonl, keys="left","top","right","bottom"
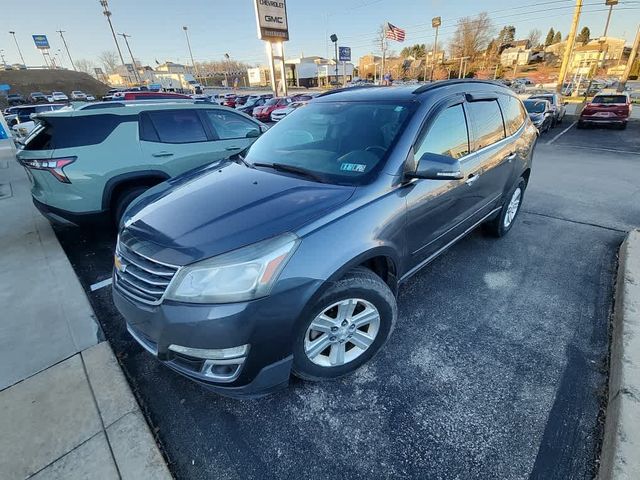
{"left": 330, "top": 34, "right": 338, "bottom": 85}
{"left": 118, "top": 33, "right": 141, "bottom": 84}
{"left": 182, "top": 26, "right": 199, "bottom": 83}
{"left": 56, "top": 30, "right": 76, "bottom": 71}
{"left": 99, "top": 1, "right": 127, "bottom": 69}
{"left": 8, "top": 31, "right": 26, "bottom": 66}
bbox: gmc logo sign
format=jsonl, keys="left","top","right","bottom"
{"left": 264, "top": 15, "right": 284, "bottom": 24}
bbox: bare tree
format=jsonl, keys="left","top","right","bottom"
{"left": 75, "top": 59, "right": 95, "bottom": 75}
{"left": 98, "top": 50, "right": 120, "bottom": 73}
{"left": 527, "top": 29, "right": 542, "bottom": 48}
{"left": 449, "top": 12, "right": 493, "bottom": 60}
{"left": 374, "top": 24, "right": 386, "bottom": 54}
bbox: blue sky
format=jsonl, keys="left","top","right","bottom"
{"left": 2, "top": 0, "right": 638, "bottom": 68}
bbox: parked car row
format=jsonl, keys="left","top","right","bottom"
{"left": 5, "top": 90, "right": 95, "bottom": 106}
{"left": 16, "top": 80, "right": 537, "bottom": 398}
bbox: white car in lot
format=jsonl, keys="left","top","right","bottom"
{"left": 270, "top": 101, "right": 308, "bottom": 121}
{"left": 70, "top": 91, "right": 87, "bottom": 100}
{"left": 47, "top": 91, "right": 69, "bottom": 102}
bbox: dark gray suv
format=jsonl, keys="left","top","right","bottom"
{"left": 113, "top": 80, "right": 538, "bottom": 398}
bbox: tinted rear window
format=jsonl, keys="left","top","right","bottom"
{"left": 142, "top": 110, "right": 208, "bottom": 143}
{"left": 592, "top": 95, "right": 627, "bottom": 104}
{"left": 23, "top": 114, "right": 134, "bottom": 150}
{"left": 499, "top": 95, "right": 527, "bottom": 136}
{"left": 465, "top": 100, "right": 506, "bottom": 151}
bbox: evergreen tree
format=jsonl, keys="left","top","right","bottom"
{"left": 553, "top": 31, "right": 562, "bottom": 43}
{"left": 545, "top": 28, "right": 555, "bottom": 46}
{"left": 577, "top": 27, "right": 590, "bottom": 44}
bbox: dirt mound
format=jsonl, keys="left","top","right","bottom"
{"left": 0, "top": 69, "right": 109, "bottom": 98}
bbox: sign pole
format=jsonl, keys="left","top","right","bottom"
{"left": 254, "top": 0, "right": 289, "bottom": 97}
{"left": 267, "top": 42, "right": 278, "bottom": 97}
{"left": 430, "top": 17, "right": 442, "bottom": 81}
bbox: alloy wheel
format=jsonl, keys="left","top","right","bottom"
{"left": 503, "top": 187, "right": 522, "bottom": 228}
{"left": 304, "top": 298, "right": 381, "bottom": 367}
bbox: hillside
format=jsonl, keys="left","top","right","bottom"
{"left": 0, "top": 70, "right": 109, "bottom": 97}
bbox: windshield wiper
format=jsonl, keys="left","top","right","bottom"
{"left": 229, "top": 147, "right": 253, "bottom": 168}
{"left": 252, "top": 162, "right": 326, "bottom": 183}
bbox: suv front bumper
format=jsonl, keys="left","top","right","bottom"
{"left": 112, "top": 274, "right": 323, "bottom": 398}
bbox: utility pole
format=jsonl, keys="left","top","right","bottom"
{"left": 99, "top": 1, "right": 127, "bottom": 69}
{"left": 118, "top": 33, "right": 141, "bottom": 84}
{"left": 56, "top": 30, "right": 76, "bottom": 71}
{"left": 557, "top": 0, "right": 583, "bottom": 93}
{"left": 381, "top": 26, "right": 387, "bottom": 85}
{"left": 8, "top": 31, "right": 26, "bottom": 66}
{"left": 430, "top": 17, "right": 441, "bottom": 81}
{"left": 182, "top": 26, "right": 199, "bottom": 82}
{"left": 618, "top": 25, "right": 640, "bottom": 92}
{"left": 0, "top": 49, "right": 6, "bottom": 65}
{"left": 494, "top": 63, "right": 499, "bottom": 79}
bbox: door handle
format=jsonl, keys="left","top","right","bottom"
{"left": 152, "top": 151, "right": 174, "bottom": 158}
{"left": 505, "top": 152, "right": 517, "bottom": 162}
{"left": 225, "top": 146, "right": 241, "bottom": 151}
{"left": 465, "top": 174, "right": 479, "bottom": 186}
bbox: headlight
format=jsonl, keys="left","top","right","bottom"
{"left": 165, "top": 233, "right": 299, "bottom": 303}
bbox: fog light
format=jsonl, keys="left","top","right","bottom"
{"left": 168, "top": 344, "right": 249, "bottom": 360}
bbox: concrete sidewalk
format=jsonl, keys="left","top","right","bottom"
{"left": 0, "top": 152, "right": 171, "bottom": 479}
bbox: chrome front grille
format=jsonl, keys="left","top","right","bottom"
{"left": 114, "top": 241, "right": 179, "bottom": 305}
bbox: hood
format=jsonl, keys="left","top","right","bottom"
{"left": 122, "top": 162, "right": 356, "bottom": 265}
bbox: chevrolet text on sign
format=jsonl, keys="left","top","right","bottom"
{"left": 254, "top": 0, "right": 289, "bottom": 41}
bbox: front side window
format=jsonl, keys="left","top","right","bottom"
{"left": 244, "top": 101, "right": 415, "bottom": 185}
{"left": 204, "top": 110, "right": 259, "bottom": 140}
{"left": 415, "top": 104, "right": 469, "bottom": 160}
{"left": 466, "top": 100, "right": 506, "bottom": 151}
{"left": 145, "top": 110, "right": 208, "bottom": 144}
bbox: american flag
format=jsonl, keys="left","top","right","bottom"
{"left": 385, "top": 22, "right": 406, "bottom": 42}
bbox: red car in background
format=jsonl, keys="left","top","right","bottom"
{"left": 578, "top": 92, "right": 631, "bottom": 129}
{"left": 122, "top": 91, "right": 192, "bottom": 101}
{"left": 253, "top": 96, "right": 293, "bottom": 122}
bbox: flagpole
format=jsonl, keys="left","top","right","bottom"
{"left": 381, "top": 23, "right": 387, "bottom": 85}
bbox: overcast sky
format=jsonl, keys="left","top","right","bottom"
{"left": 2, "top": 0, "right": 638, "bottom": 68}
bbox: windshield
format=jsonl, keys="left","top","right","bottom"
{"left": 592, "top": 95, "right": 627, "bottom": 104}
{"left": 245, "top": 101, "right": 414, "bottom": 185}
{"left": 264, "top": 98, "right": 279, "bottom": 106}
{"left": 524, "top": 100, "right": 546, "bottom": 114}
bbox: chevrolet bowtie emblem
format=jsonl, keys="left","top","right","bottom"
{"left": 114, "top": 254, "right": 127, "bottom": 273}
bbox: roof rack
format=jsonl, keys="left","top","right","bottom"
{"left": 316, "top": 85, "right": 379, "bottom": 98}
{"left": 412, "top": 79, "right": 504, "bottom": 95}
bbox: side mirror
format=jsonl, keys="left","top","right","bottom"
{"left": 246, "top": 128, "right": 261, "bottom": 138}
{"left": 409, "top": 152, "right": 464, "bottom": 180}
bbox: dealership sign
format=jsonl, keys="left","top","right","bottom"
{"left": 32, "top": 35, "right": 50, "bottom": 50}
{"left": 254, "top": 0, "right": 289, "bottom": 41}
{"left": 338, "top": 47, "right": 351, "bottom": 62}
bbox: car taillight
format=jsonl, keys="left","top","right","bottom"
{"left": 19, "top": 156, "right": 76, "bottom": 183}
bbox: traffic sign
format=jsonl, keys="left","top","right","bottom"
{"left": 338, "top": 46, "right": 351, "bottom": 62}
{"left": 32, "top": 34, "right": 50, "bottom": 50}
{"left": 432, "top": 17, "right": 441, "bottom": 28}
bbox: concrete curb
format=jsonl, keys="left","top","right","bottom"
{"left": 598, "top": 229, "right": 640, "bottom": 480}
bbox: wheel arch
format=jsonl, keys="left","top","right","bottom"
{"left": 325, "top": 246, "right": 400, "bottom": 296}
{"left": 102, "top": 170, "right": 170, "bottom": 211}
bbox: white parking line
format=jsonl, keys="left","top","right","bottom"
{"left": 90, "top": 278, "right": 113, "bottom": 292}
{"left": 546, "top": 121, "right": 577, "bottom": 145}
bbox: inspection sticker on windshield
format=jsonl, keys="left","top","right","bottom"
{"left": 340, "top": 163, "right": 367, "bottom": 173}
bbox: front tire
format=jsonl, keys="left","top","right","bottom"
{"left": 113, "top": 186, "right": 148, "bottom": 226}
{"left": 483, "top": 177, "right": 526, "bottom": 238}
{"left": 292, "top": 267, "right": 397, "bottom": 381}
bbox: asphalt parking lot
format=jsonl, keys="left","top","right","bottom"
{"left": 53, "top": 115, "right": 639, "bottom": 480}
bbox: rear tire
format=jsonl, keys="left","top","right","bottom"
{"left": 483, "top": 177, "right": 527, "bottom": 238}
{"left": 292, "top": 267, "right": 397, "bottom": 382}
{"left": 577, "top": 121, "right": 585, "bottom": 129}
{"left": 619, "top": 122, "right": 627, "bottom": 130}
{"left": 113, "top": 186, "right": 148, "bottom": 226}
